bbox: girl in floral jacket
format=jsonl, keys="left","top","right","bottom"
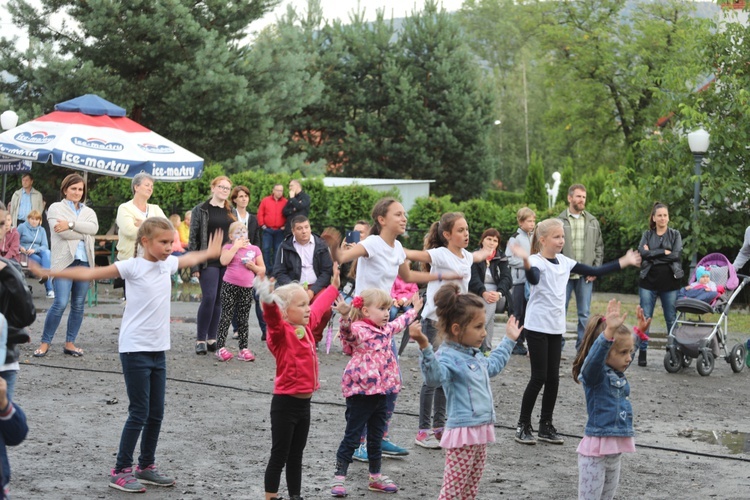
{"left": 330, "top": 288, "right": 422, "bottom": 497}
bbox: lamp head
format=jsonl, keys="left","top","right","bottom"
{"left": 0, "top": 110, "right": 19, "bottom": 131}
{"left": 687, "top": 128, "right": 710, "bottom": 154}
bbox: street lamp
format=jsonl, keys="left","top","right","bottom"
{"left": 0, "top": 110, "right": 18, "bottom": 131}
{"left": 687, "top": 128, "right": 710, "bottom": 276}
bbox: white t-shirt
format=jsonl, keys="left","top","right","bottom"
{"left": 422, "top": 247, "right": 473, "bottom": 321}
{"left": 524, "top": 253, "right": 577, "bottom": 334}
{"left": 115, "top": 255, "right": 179, "bottom": 352}
{"left": 354, "top": 235, "right": 407, "bottom": 296}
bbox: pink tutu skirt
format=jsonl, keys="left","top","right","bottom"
{"left": 577, "top": 436, "right": 636, "bottom": 457}
{"left": 440, "top": 424, "right": 495, "bottom": 449}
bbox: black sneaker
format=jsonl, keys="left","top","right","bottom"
{"left": 538, "top": 421, "right": 564, "bottom": 444}
{"left": 514, "top": 423, "right": 537, "bottom": 445}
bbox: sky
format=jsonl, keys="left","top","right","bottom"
{"left": 1, "top": 0, "right": 465, "bottom": 50}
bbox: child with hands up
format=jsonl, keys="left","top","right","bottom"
{"left": 571, "top": 299, "right": 649, "bottom": 500}
{"left": 330, "top": 290, "right": 422, "bottom": 497}
{"left": 411, "top": 283, "right": 520, "bottom": 500}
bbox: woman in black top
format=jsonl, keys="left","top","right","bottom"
{"left": 189, "top": 176, "right": 235, "bottom": 354}
{"left": 637, "top": 202, "right": 683, "bottom": 367}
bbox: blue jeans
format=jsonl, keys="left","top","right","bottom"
{"left": 639, "top": 287, "right": 678, "bottom": 351}
{"left": 40, "top": 260, "right": 89, "bottom": 345}
{"left": 28, "top": 250, "right": 52, "bottom": 292}
{"left": 115, "top": 351, "right": 167, "bottom": 472}
{"left": 262, "top": 228, "right": 285, "bottom": 272}
{"left": 565, "top": 277, "right": 594, "bottom": 351}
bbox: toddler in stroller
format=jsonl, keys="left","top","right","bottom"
{"left": 664, "top": 253, "right": 747, "bottom": 376}
{"left": 677, "top": 266, "right": 721, "bottom": 304}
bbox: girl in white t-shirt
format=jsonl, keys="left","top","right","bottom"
{"left": 508, "top": 218, "right": 639, "bottom": 447}
{"left": 335, "top": 198, "right": 454, "bottom": 458}
{"left": 405, "top": 212, "right": 489, "bottom": 449}
{"left": 29, "top": 217, "right": 223, "bottom": 493}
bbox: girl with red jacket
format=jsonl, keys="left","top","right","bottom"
{"left": 256, "top": 268, "right": 341, "bottom": 500}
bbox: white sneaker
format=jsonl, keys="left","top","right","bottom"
{"left": 414, "top": 430, "right": 441, "bottom": 449}
{"left": 46, "top": 291, "right": 55, "bottom": 299}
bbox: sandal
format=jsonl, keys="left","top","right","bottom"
{"left": 33, "top": 345, "right": 50, "bottom": 358}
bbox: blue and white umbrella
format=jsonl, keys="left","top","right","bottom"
{"left": 0, "top": 94, "right": 203, "bottom": 181}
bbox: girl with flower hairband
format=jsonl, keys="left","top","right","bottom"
{"left": 329, "top": 288, "right": 423, "bottom": 497}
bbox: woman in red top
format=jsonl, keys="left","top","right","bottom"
{"left": 256, "top": 266, "right": 341, "bottom": 500}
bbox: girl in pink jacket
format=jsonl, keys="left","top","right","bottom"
{"left": 330, "top": 288, "right": 422, "bottom": 497}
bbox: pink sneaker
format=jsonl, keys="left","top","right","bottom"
{"left": 215, "top": 347, "right": 233, "bottom": 362}
{"left": 237, "top": 348, "right": 255, "bottom": 362}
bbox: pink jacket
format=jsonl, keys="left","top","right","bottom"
{"left": 339, "top": 308, "right": 417, "bottom": 398}
{"left": 390, "top": 275, "right": 418, "bottom": 302}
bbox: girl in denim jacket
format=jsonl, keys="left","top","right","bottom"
{"left": 411, "top": 283, "right": 521, "bottom": 500}
{"left": 571, "top": 299, "right": 650, "bottom": 500}
{"left": 330, "top": 288, "right": 423, "bottom": 497}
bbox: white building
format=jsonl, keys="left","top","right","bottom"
{"left": 322, "top": 177, "right": 434, "bottom": 211}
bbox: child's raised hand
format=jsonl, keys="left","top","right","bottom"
{"left": 207, "top": 229, "right": 224, "bottom": 258}
{"left": 233, "top": 236, "right": 249, "bottom": 249}
{"left": 334, "top": 295, "right": 351, "bottom": 317}
{"left": 603, "top": 299, "right": 626, "bottom": 339}
{"left": 410, "top": 292, "right": 423, "bottom": 312}
{"left": 635, "top": 305, "right": 652, "bottom": 335}
{"left": 509, "top": 242, "right": 528, "bottom": 259}
{"left": 505, "top": 315, "right": 521, "bottom": 341}
{"left": 620, "top": 249, "right": 641, "bottom": 268}
{"left": 331, "top": 262, "right": 341, "bottom": 289}
{"left": 409, "top": 321, "right": 429, "bottom": 349}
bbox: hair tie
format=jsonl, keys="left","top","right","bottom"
{"left": 597, "top": 317, "right": 606, "bottom": 326}
{"left": 352, "top": 296, "right": 364, "bottom": 309}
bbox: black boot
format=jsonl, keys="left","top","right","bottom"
{"left": 514, "top": 422, "right": 536, "bottom": 445}
{"left": 638, "top": 349, "right": 647, "bottom": 367}
{"left": 538, "top": 420, "right": 564, "bottom": 444}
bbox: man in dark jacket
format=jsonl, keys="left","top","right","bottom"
{"left": 272, "top": 215, "right": 333, "bottom": 343}
{"left": 281, "top": 180, "right": 311, "bottom": 236}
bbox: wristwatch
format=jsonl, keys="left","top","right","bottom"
{"left": 68, "top": 221, "right": 74, "bottom": 230}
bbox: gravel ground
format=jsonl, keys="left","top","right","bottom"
{"left": 8, "top": 283, "right": 750, "bottom": 499}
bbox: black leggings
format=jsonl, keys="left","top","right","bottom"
{"left": 264, "top": 395, "right": 311, "bottom": 496}
{"left": 519, "top": 329, "right": 562, "bottom": 424}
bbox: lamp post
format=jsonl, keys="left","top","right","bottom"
{"left": 0, "top": 110, "right": 20, "bottom": 203}
{"left": 687, "top": 128, "right": 710, "bottom": 276}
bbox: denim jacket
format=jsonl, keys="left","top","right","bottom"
{"left": 420, "top": 336, "right": 515, "bottom": 428}
{"left": 578, "top": 334, "right": 634, "bottom": 437}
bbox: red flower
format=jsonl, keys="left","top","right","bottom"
{"left": 352, "top": 296, "right": 364, "bottom": 309}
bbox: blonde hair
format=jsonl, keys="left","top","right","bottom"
{"left": 516, "top": 207, "right": 536, "bottom": 223}
{"left": 135, "top": 217, "right": 174, "bottom": 256}
{"left": 273, "top": 283, "right": 307, "bottom": 310}
{"left": 26, "top": 210, "right": 42, "bottom": 221}
{"left": 350, "top": 288, "right": 392, "bottom": 322}
{"left": 228, "top": 221, "right": 246, "bottom": 237}
{"left": 531, "top": 218, "right": 563, "bottom": 254}
{"left": 169, "top": 214, "right": 181, "bottom": 227}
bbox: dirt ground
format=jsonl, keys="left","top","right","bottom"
{"left": 8, "top": 283, "right": 750, "bottom": 499}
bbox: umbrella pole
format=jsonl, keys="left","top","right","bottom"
{"left": 1, "top": 174, "right": 6, "bottom": 205}
{"left": 83, "top": 171, "right": 88, "bottom": 203}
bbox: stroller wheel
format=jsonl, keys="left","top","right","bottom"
{"left": 729, "top": 344, "right": 746, "bottom": 373}
{"left": 663, "top": 348, "right": 682, "bottom": 374}
{"left": 696, "top": 351, "right": 715, "bottom": 376}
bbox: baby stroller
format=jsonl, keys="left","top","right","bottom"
{"left": 663, "top": 253, "right": 748, "bottom": 376}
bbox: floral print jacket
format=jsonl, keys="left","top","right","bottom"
{"left": 340, "top": 308, "right": 418, "bottom": 398}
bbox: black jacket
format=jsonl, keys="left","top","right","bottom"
{"left": 638, "top": 228, "right": 683, "bottom": 280}
{"left": 281, "top": 191, "right": 311, "bottom": 235}
{"left": 272, "top": 233, "right": 333, "bottom": 294}
{"left": 188, "top": 200, "right": 234, "bottom": 273}
{"left": 0, "top": 258, "right": 36, "bottom": 365}
{"left": 469, "top": 253, "right": 514, "bottom": 315}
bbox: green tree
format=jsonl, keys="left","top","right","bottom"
{"left": 524, "top": 152, "right": 546, "bottom": 211}
{"left": 0, "top": 0, "right": 324, "bottom": 171}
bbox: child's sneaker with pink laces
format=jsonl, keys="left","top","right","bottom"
{"left": 215, "top": 347, "right": 233, "bottom": 362}
{"left": 331, "top": 475, "right": 347, "bottom": 497}
{"left": 237, "top": 348, "right": 255, "bottom": 362}
{"left": 369, "top": 474, "right": 398, "bottom": 493}
{"left": 109, "top": 467, "right": 146, "bottom": 493}
{"left": 414, "top": 429, "right": 441, "bottom": 449}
